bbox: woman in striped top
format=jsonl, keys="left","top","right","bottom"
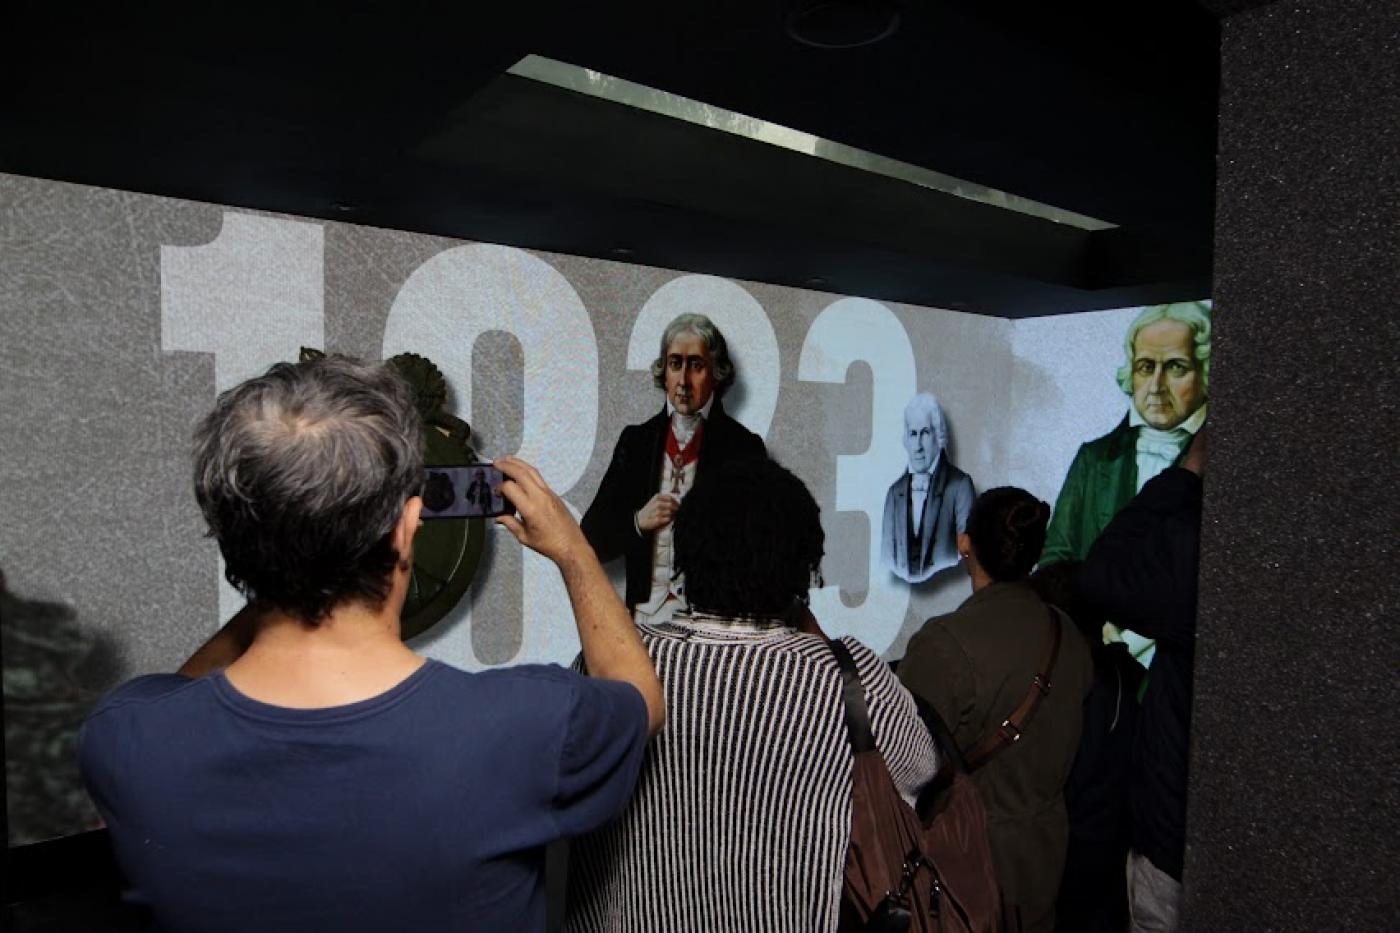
{"left": 566, "top": 457, "right": 937, "bottom": 933}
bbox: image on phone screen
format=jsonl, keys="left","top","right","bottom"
{"left": 421, "top": 464, "right": 511, "bottom": 519}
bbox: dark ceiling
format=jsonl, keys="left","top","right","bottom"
{"left": 1, "top": 1, "right": 1220, "bottom": 317}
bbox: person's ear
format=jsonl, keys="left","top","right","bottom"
{"left": 394, "top": 496, "right": 424, "bottom": 565}
{"left": 957, "top": 531, "right": 972, "bottom": 560}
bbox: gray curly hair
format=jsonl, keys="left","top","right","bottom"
{"left": 192, "top": 356, "right": 425, "bottom": 623}
{"left": 649, "top": 313, "right": 736, "bottom": 398}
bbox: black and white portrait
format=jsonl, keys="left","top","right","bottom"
{"left": 880, "top": 392, "right": 975, "bottom": 583}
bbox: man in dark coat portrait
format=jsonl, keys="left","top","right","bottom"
{"left": 581, "top": 313, "right": 765, "bottom": 620}
{"left": 880, "top": 391, "right": 975, "bottom": 583}
{"left": 465, "top": 470, "right": 492, "bottom": 513}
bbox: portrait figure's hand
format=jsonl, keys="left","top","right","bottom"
{"left": 494, "top": 456, "right": 589, "bottom": 564}
{"left": 635, "top": 493, "right": 681, "bottom": 533}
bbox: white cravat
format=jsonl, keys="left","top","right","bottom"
{"left": 1129, "top": 403, "right": 1207, "bottom": 491}
{"left": 670, "top": 411, "right": 702, "bottom": 450}
{"left": 908, "top": 453, "right": 940, "bottom": 536}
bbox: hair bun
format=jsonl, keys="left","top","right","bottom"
{"left": 970, "top": 487, "right": 1052, "bottom": 582}
{"left": 1005, "top": 498, "right": 1049, "bottom": 532}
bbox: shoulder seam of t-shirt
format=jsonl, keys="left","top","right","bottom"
{"left": 485, "top": 662, "right": 580, "bottom": 685}
{"left": 209, "top": 659, "right": 448, "bottom": 725}
{"left": 550, "top": 674, "right": 648, "bottom": 840}
{"left": 84, "top": 673, "right": 201, "bottom": 721}
{"left": 555, "top": 676, "right": 647, "bottom": 766}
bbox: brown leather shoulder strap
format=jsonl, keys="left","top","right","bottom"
{"left": 963, "top": 606, "right": 1063, "bottom": 772}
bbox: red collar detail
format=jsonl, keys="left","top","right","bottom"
{"left": 665, "top": 418, "right": 704, "bottom": 468}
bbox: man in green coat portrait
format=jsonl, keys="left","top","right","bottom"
{"left": 1041, "top": 301, "right": 1211, "bottom": 569}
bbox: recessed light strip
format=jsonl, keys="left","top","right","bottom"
{"left": 507, "top": 54, "right": 1115, "bottom": 232}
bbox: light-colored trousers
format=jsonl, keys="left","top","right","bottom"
{"left": 1127, "top": 849, "right": 1182, "bottom": 933}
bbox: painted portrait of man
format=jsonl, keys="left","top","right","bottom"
{"left": 880, "top": 392, "right": 975, "bottom": 583}
{"left": 1041, "top": 301, "right": 1211, "bottom": 567}
{"left": 581, "top": 313, "right": 765, "bottom": 622}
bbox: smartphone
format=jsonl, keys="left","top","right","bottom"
{"left": 421, "top": 464, "right": 511, "bottom": 519}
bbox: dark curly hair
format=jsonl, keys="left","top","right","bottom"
{"left": 672, "top": 457, "right": 824, "bottom": 620}
{"left": 966, "top": 486, "right": 1051, "bottom": 583}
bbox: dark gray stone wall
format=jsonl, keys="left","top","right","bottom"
{"left": 1186, "top": 2, "right": 1399, "bottom": 930}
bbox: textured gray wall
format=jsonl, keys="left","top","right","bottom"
{"left": 1, "top": 173, "right": 1160, "bottom": 843}
{"left": 1185, "top": 2, "right": 1400, "bottom": 930}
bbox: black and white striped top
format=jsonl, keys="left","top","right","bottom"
{"left": 566, "top": 615, "right": 938, "bottom": 933}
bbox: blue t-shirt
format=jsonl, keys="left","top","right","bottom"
{"left": 78, "top": 660, "right": 647, "bottom": 933}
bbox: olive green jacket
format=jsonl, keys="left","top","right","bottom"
{"left": 899, "top": 583, "right": 1093, "bottom": 933}
{"left": 1041, "top": 416, "right": 1138, "bottom": 566}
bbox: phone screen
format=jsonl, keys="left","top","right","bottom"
{"left": 421, "top": 464, "right": 511, "bottom": 519}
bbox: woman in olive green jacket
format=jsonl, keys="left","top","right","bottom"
{"left": 899, "top": 487, "right": 1093, "bottom": 933}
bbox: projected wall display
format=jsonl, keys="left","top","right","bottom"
{"left": 581, "top": 308, "right": 769, "bottom": 623}
{"left": 880, "top": 392, "right": 976, "bottom": 584}
{"left": 0, "top": 174, "right": 1209, "bottom": 844}
{"left": 1040, "top": 301, "right": 1212, "bottom": 662}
